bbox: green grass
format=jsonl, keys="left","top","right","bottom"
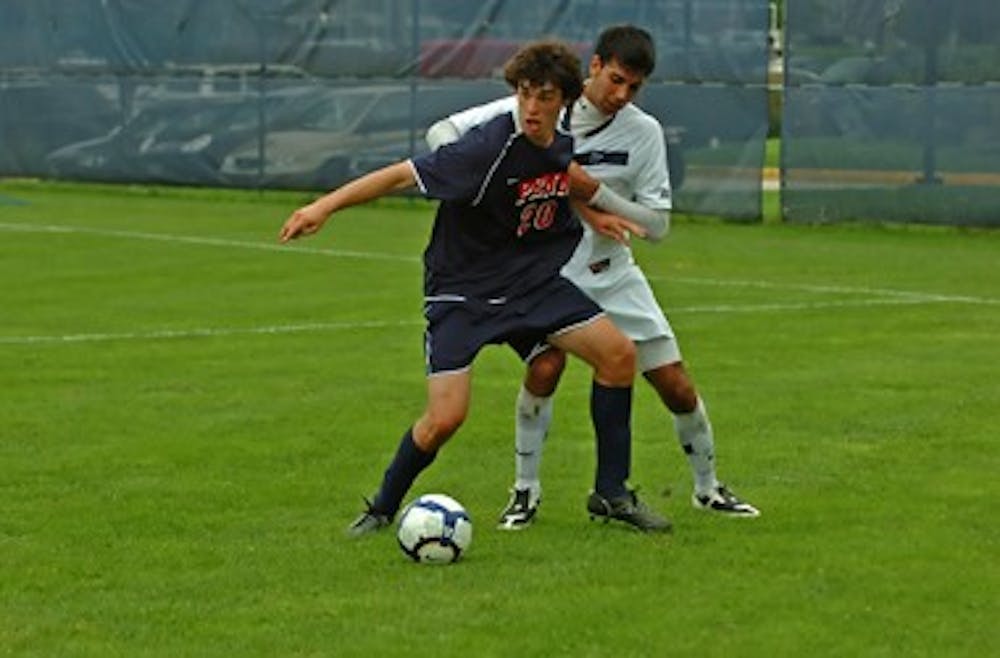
{"left": 783, "top": 186, "right": 1000, "bottom": 226}
{"left": 766, "top": 137, "right": 779, "bottom": 169}
{"left": 2, "top": 180, "right": 998, "bottom": 657}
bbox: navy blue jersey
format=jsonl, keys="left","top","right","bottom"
{"left": 411, "top": 112, "right": 581, "bottom": 301}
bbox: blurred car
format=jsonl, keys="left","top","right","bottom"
{"left": 1, "top": 78, "right": 120, "bottom": 177}
{"left": 43, "top": 77, "right": 686, "bottom": 191}
{"left": 45, "top": 89, "right": 312, "bottom": 185}
{"left": 818, "top": 55, "right": 896, "bottom": 85}
{"left": 219, "top": 82, "right": 508, "bottom": 190}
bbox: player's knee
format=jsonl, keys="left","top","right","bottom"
{"left": 618, "top": 341, "right": 638, "bottom": 378}
{"left": 526, "top": 350, "right": 566, "bottom": 394}
{"left": 419, "top": 408, "right": 467, "bottom": 447}
{"left": 432, "top": 410, "right": 466, "bottom": 439}
{"left": 669, "top": 380, "right": 698, "bottom": 413}
{"left": 600, "top": 338, "right": 636, "bottom": 385}
{"left": 647, "top": 363, "right": 698, "bottom": 413}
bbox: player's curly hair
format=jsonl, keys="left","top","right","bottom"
{"left": 503, "top": 40, "right": 583, "bottom": 106}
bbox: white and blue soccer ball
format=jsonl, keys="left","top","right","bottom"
{"left": 397, "top": 493, "right": 472, "bottom": 564}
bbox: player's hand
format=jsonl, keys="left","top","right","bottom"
{"left": 279, "top": 203, "right": 328, "bottom": 243}
{"left": 576, "top": 204, "right": 646, "bottom": 244}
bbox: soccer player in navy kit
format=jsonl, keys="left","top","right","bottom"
{"left": 279, "top": 40, "right": 671, "bottom": 535}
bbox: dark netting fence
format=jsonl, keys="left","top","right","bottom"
{"left": 0, "top": 0, "right": 769, "bottom": 220}
{"left": 783, "top": 0, "right": 1000, "bottom": 226}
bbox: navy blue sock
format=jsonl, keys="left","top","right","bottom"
{"left": 591, "top": 382, "right": 633, "bottom": 499}
{"left": 371, "top": 428, "right": 437, "bottom": 517}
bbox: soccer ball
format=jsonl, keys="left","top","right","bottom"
{"left": 397, "top": 493, "right": 473, "bottom": 564}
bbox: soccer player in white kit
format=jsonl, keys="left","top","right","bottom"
{"left": 427, "top": 25, "right": 760, "bottom": 528}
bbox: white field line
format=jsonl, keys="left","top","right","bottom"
{"left": 0, "top": 221, "right": 420, "bottom": 264}
{"left": 0, "top": 320, "right": 423, "bottom": 345}
{"left": 647, "top": 275, "right": 1000, "bottom": 306}
{"left": 1, "top": 220, "right": 996, "bottom": 346}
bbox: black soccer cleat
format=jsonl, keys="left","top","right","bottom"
{"left": 498, "top": 487, "right": 541, "bottom": 530}
{"left": 692, "top": 484, "right": 760, "bottom": 517}
{"left": 587, "top": 488, "right": 672, "bottom": 533}
{"left": 346, "top": 497, "right": 393, "bottom": 537}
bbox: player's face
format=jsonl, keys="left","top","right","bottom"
{"left": 515, "top": 81, "right": 565, "bottom": 147}
{"left": 586, "top": 56, "right": 646, "bottom": 115}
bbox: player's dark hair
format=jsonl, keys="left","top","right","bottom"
{"left": 503, "top": 40, "right": 583, "bottom": 106}
{"left": 594, "top": 24, "right": 656, "bottom": 77}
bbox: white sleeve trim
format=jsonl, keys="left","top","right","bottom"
{"left": 407, "top": 159, "right": 427, "bottom": 195}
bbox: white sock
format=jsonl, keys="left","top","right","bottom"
{"left": 673, "top": 397, "right": 719, "bottom": 495}
{"left": 514, "top": 385, "right": 553, "bottom": 496}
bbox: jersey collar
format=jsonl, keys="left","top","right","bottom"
{"left": 572, "top": 92, "right": 624, "bottom": 138}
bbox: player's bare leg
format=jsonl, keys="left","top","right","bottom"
{"left": 549, "top": 316, "right": 633, "bottom": 386}
{"left": 414, "top": 371, "right": 473, "bottom": 451}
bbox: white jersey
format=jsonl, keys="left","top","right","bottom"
{"left": 562, "top": 96, "right": 671, "bottom": 286}
{"left": 435, "top": 94, "right": 679, "bottom": 366}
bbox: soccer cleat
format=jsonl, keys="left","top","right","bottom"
{"left": 346, "top": 497, "right": 393, "bottom": 537}
{"left": 587, "top": 489, "right": 672, "bottom": 533}
{"left": 498, "top": 487, "right": 541, "bottom": 530}
{"left": 692, "top": 484, "right": 760, "bottom": 517}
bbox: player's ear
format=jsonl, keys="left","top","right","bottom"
{"left": 589, "top": 54, "right": 603, "bottom": 78}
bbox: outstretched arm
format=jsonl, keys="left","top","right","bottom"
{"left": 279, "top": 161, "right": 416, "bottom": 242}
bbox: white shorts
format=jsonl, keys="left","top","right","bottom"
{"left": 635, "top": 335, "right": 682, "bottom": 373}
{"left": 569, "top": 258, "right": 682, "bottom": 372}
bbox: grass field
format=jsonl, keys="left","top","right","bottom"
{"left": 2, "top": 180, "right": 998, "bottom": 657}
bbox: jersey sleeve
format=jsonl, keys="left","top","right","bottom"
{"left": 631, "top": 117, "right": 673, "bottom": 211}
{"left": 411, "top": 115, "right": 510, "bottom": 202}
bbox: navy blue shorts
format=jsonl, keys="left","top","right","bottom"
{"left": 423, "top": 276, "right": 603, "bottom": 375}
